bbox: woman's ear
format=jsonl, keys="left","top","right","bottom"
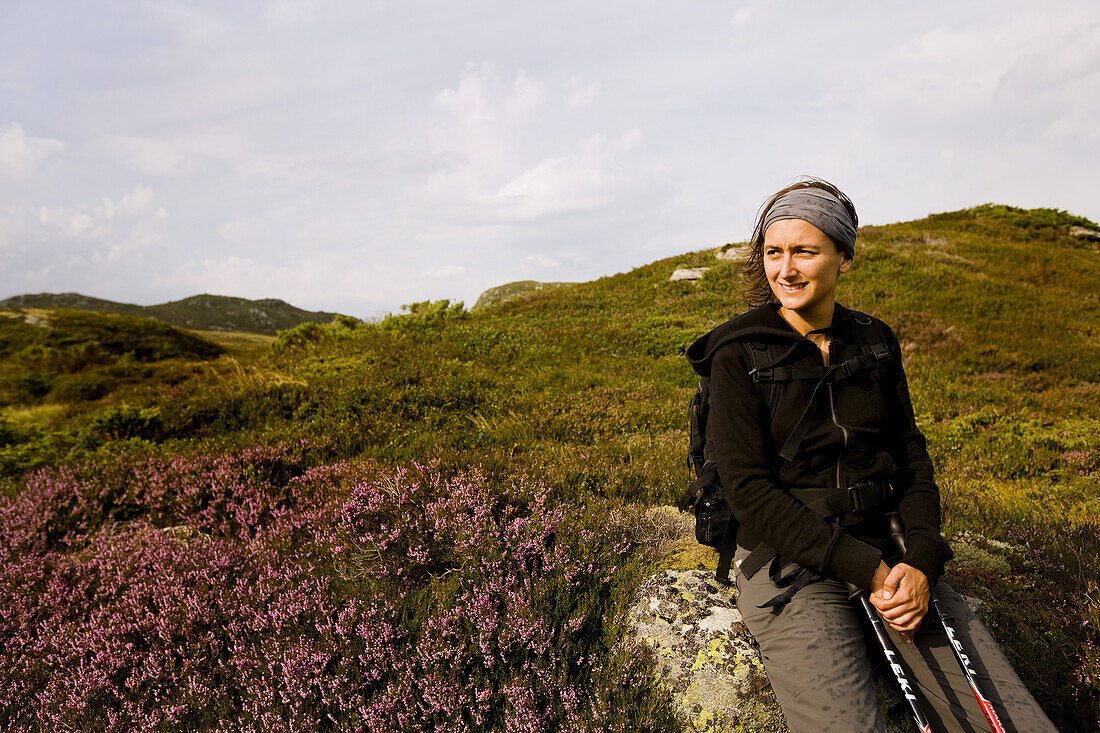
{"left": 839, "top": 255, "right": 853, "bottom": 274}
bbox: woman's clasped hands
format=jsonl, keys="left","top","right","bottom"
{"left": 869, "top": 561, "right": 931, "bottom": 643}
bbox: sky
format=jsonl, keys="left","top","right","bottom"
{"left": 1, "top": 1, "right": 1098, "bottom": 319}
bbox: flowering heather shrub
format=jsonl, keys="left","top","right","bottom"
{"left": 0, "top": 450, "right": 678, "bottom": 732}
{"left": 336, "top": 466, "right": 678, "bottom": 731}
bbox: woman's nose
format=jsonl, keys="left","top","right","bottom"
{"left": 779, "top": 254, "right": 797, "bottom": 279}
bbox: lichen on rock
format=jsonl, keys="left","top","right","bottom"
{"left": 629, "top": 569, "right": 915, "bottom": 733}
{"left": 628, "top": 569, "right": 787, "bottom": 732}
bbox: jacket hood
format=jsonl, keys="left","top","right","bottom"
{"left": 686, "top": 303, "right": 860, "bottom": 378}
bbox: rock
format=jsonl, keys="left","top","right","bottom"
{"left": 472, "top": 280, "right": 575, "bottom": 310}
{"left": 670, "top": 267, "right": 710, "bottom": 282}
{"left": 1069, "top": 225, "right": 1100, "bottom": 242}
{"left": 629, "top": 570, "right": 785, "bottom": 732}
{"left": 629, "top": 569, "right": 912, "bottom": 732}
{"left": 715, "top": 244, "right": 749, "bottom": 262}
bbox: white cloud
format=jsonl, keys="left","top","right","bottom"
{"left": 434, "top": 63, "right": 546, "bottom": 126}
{"left": 423, "top": 65, "right": 647, "bottom": 224}
{"left": 98, "top": 185, "right": 154, "bottom": 221}
{"left": 494, "top": 155, "right": 615, "bottom": 219}
{"left": 566, "top": 78, "right": 599, "bottom": 108}
{"left": 34, "top": 185, "right": 165, "bottom": 261}
{"left": 38, "top": 207, "right": 94, "bottom": 237}
{"left": 425, "top": 265, "right": 467, "bottom": 279}
{"left": 0, "top": 123, "right": 65, "bottom": 176}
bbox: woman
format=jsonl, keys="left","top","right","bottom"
{"left": 685, "top": 179, "right": 1056, "bottom": 732}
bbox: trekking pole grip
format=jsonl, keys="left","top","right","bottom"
{"left": 888, "top": 512, "right": 906, "bottom": 554}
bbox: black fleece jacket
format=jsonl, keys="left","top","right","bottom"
{"left": 686, "top": 303, "right": 953, "bottom": 591}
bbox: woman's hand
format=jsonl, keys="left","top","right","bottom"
{"left": 868, "top": 561, "right": 930, "bottom": 642}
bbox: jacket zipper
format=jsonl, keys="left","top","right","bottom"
{"left": 828, "top": 382, "right": 848, "bottom": 490}
{"left": 825, "top": 340, "right": 849, "bottom": 490}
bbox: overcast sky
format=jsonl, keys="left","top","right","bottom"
{"left": 2, "top": 1, "right": 1097, "bottom": 318}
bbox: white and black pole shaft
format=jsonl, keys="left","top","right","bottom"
{"left": 848, "top": 581, "right": 934, "bottom": 732}
{"left": 887, "top": 513, "right": 1007, "bottom": 733}
{"left": 847, "top": 580, "right": 933, "bottom": 733}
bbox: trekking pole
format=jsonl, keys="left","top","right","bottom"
{"left": 887, "top": 513, "right": 1007, "bottom": 733}
{"left": 846, "top": 580, "right": 934, "bottom": 733}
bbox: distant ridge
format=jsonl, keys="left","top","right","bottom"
{"left": 0, "top": 292, "right": 341, "bottom": 336}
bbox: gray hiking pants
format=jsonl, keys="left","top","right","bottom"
{"left": 734, "top": 548, "right": 1058, "bottom": 733}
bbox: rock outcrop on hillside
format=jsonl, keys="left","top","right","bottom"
{"left": 629, "top": 569, "right": 913, "bottom": 733}
{"left": 670, "top": 267, "right": 710, "bottom": 282}
{"left": 472, "top": 280, "right": 575, "bottom": 310}
{"left": 629, "top": 570, "right": 785, "bottom": 732}
{"left": 1069, "top": 225, "right": 1100, "bottom": 242}
{"left": 715, "top": 244, "right": 749, "bottom": 262}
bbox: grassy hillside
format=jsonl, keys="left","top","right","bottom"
{"left": 0, "top": 292, "right": 342, "bottom": 335}
{"left": 1, "top": 205, "right": 1098, "bottom": 730}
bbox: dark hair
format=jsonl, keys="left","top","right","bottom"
{"left": 739, "top": 177, "right": 858, "bottom": 307}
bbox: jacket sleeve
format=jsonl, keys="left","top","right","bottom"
{"left": 880, "top": 325, "right": 954, "bottom": 585}
{"left": 708, "top": 342, "right": 884, "bottom": 590}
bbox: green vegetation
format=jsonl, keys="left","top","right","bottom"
{"left": 1, "top": 205, "right": 1098, "bottom": 729}
{"left": 0, "top": 293, "right": 343, "bottom": 335}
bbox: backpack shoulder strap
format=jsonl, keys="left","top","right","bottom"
{"left": 848, "top": 310, "right": 892, "bottom": 370}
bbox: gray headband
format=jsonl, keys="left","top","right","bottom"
{"left": 761, "top": 188, "right": 856, "bottom": 257}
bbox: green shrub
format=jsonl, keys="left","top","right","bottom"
{"left": 83, "top": 405, "right": 164, "bottom": 443}
{"left": 395, "top": 299, "right": 467, "bottom": 323}
{"left": 49, "top": 372, "right": 116, "bottom": 403}
{"left": 0, "top": 373, "right": 53, "bottom": 405}
{"left": 271, "top": 321, "right": 327, "bottom": 353}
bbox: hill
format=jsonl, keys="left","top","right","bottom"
{"left": 0, "top": 292, "right": 342, "bottom": 335}
{"left": 472, "top": 279, "right": 575, "bottom": 310}
{"left": 0, "top": 308, "right": 225, "bottom": 421}
{"left": 0, "top": 204, "right": 1098, "bottom": 731}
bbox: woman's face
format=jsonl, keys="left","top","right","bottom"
{"left": 763, "top": 218, "right": 851, "bottom": 323}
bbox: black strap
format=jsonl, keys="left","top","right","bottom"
{"left": 778, "top": 366, "right": 837, "bottom": 461}
{"left": 789, "top": 482, "right": 895, "bottom": 518}
{"left": 677, "top": 464, "right": 717, "bottom": 511}
{"left": 750, "top": 363, "right": 828, "bottom": 383}
{"left": 775, "top": 337, "right": 893, "bottom": 462}
{"left": 757, "top": 558, "right": 822, "bottom": 611}
{"left": 739, "top": 542, "right": 775, "bottom": 580}
{"left": 737, "top": 482, "right": 893, "bottom": 588}
{"left": 715, "top": 518, "right": 739, "bottom": 586}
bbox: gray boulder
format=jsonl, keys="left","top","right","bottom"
{"left": 629, "top": 570, "right": 785, "bottom": 731}
{"left": 629, "top": 569, "right": 913, "bottom": 733}
{"left": 715, "top": 244, "right": 749, "bottom": 262}
{"left": 1069, "top": 225, "right": 1100, "bottom": 242}
{"left": 670, "top": 267, "right": 710, "bottom": 282}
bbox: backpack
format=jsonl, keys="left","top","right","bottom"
{"left": 678, "top": 311, "right": 893, "bottom": 588}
